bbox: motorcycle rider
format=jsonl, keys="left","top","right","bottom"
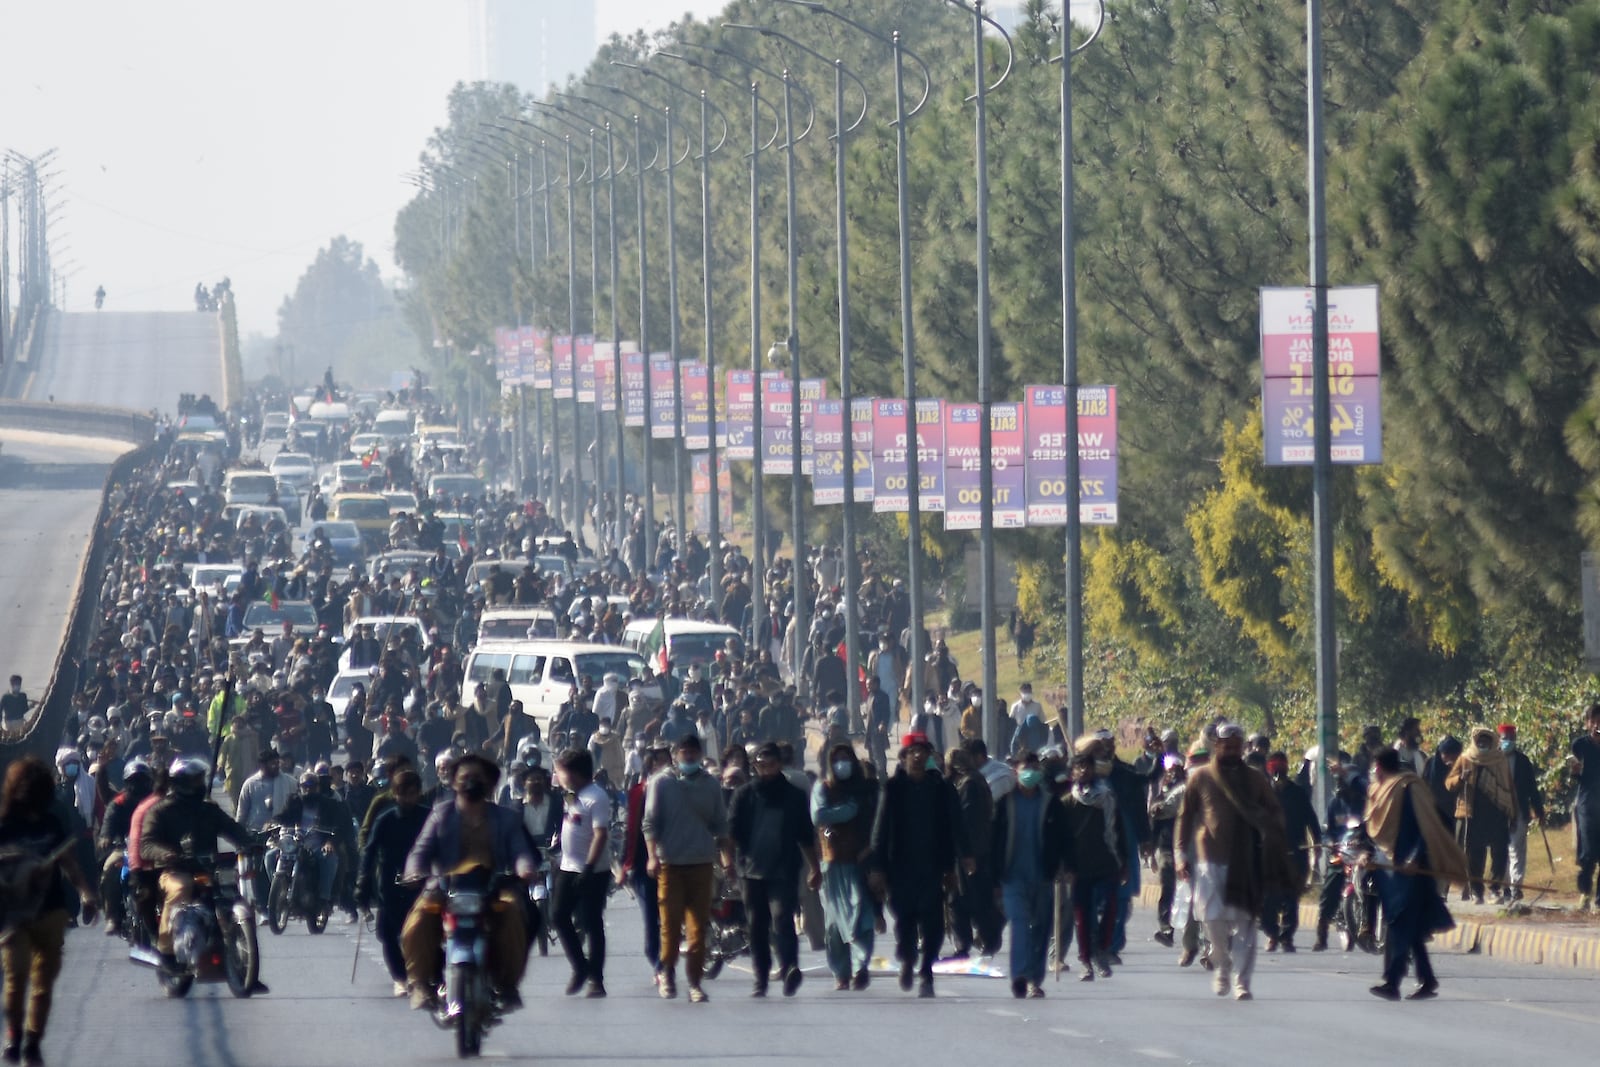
{"left": 400, "top": 754, "right": 537, "bottom": 1012}
{"left": 268, "top": 771, "right": 345, "bottom": 916}
{"left": 357, "top": 769, "right": 429, "bottom": 998}
{"left": 137, "top": 757, "right": 260, "bottom": 985}
{"left": 95, "top": 758, "right": 154, "bottom": 935}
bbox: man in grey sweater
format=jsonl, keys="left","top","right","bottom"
{"left": 643, "top": 733, "right": 729, "bottom": 1002}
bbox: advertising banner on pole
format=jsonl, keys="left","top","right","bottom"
{"left": 944, "top": 402, "right": 982, "bottom": 530}
{"left": 761, "top": 373, "right": 795, "bottom": 470}
{"left": 575, "top": 335, "right": 596, "bottom": 404}
{"left": 596, "top": 342, "right": 617, "bottom": 413}
{"left": 848, "top": 397, "right": 874, "bottom": 504}
{"left": 872, "top": 398, "right": 910, "bottom": 513}
{"left": 622, "top": 351, "right": 646, "bottom": 427}
{"left": 682, "top": 361, "right": 710, "bottom": 450}
{"left": 799, "top": 379, "right": 825, "bottom": 476}
{"left": 1025, "top": 384, "right": 1119, "bottom": 526}
{"left": 515, "top": 326, "right": 534, "bottom": 386}
{"left": 649, "top": 356, "right": 677, "bottom": 439}
{"left": 1259, "top": 285, "right": 1382, "bottom": 465}
{"left": 991, "top": 402, "right": 1026, "bottom": 527}
{"left": 915, "top": 398, "right": 946, "bottom": 512}
{"left": 552, "top": 335, "right": 574, "bottom": 400}
{"left": 811, "top": 398, "right": 844, "bottom": 504}
{"left": 725, "top": 370, "right": 755, "bottom": 460}
{"left": 532, "top": 330, "right": 553, "bottom": 390}
{"left": 691, "top": 454, "right": 733, "bottom": 536}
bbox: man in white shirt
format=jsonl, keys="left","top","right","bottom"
{"left": 551, "top": 749, "right": 612, "bottom": 998}
{"left": 1009, "top": 683, "right": 1043, "bottom": 727}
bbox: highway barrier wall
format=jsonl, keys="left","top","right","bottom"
{"left": 0, "top": 399, "right": 158, "bottom": 444}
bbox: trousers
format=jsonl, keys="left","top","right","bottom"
{"left": 1507, "top": 816, "right": 1530, "bottom": 891}
{"left": 743, "top": 876, "right": 799, "bottom": 983}
{"left": 400, "top": 890, "right": 528, "bottom": 993}
{"left": 376, "top": 886, "right": 420, "bottom": 982}
{"left": 630, "top": 873, "right": 660, "bottom": 972}
{"left": 1205, "top": 911, "right": 1258, "bottom": 992}
{"left": 1001, "top": 879, "right": 1052, "bottom": 985}
{"left": 1070, "top": 876, "right": 1117, "bottom": 964}
{"left": 657, "top": 864, "right": 713, "bottom": 984}
{"left": 1, "top": 909, "right": 68, "bottom": 1038}
{"left": 551, "top": 870, "right": 608, "bottom": 983}
{"left": 889, "top": 878, "right": 945, "bottom": 978}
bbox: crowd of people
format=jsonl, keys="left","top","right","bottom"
{"left": 0, "top": 383, "right": 1597, "bottom": 1064}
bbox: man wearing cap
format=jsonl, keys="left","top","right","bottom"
{"left": 1261, "top": 751, "right": 1320, "bottom": 952}
{"left": 725, "top": 742, "right": 819, "bottom": 997}
{"left": 1498, "top": 723, "right": 1546, "bottom": 902}
{"left": 870, "top": 731, "right": 965, "bottom": 998}
{"left": 1446, "top": 725, "right": 1516, "bottom": 905}
{"left": 1176, "top": 723, "right": 1290, "bottom": 999}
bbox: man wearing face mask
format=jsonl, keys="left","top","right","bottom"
{"left": 643, "top": 734, "right": 729, "bottom": 1002}
{"left": 1176, "top": 723, "right": 1290, "bottom": 1000}
{"left": 992, "top": 750, "right": 1065, "bottom": 998}
{"left": 1568, "top": 704, "right": 1600, "bottom": 909}
{"left": 271, "top": 771, "right": 346, "bottom": 914}
{"left": 1446, "top": 725, "right": 1516, "bottom": 905}
{"left": 1496, "top": 724, "right": 1545, "bottom": 903}
{"left": 725, "top": 742, "right": 819, "bottom": 998}
{"left": 870, "top": 732, "right": 966, "bottom": 998}
{"left": 1094, "top": 731, "right": 1152, "bottom": 962}
{"left": 0, "top": 675, "right": 32, "bottom": 727}
{"left": 551, "top": 749, "right": 612, "bottom": 998}
{"left": 357, "top": 769, "right": 428, "bottom": 997}
{"left": 401, "top": 755, "right": 536, "bottom": 1012}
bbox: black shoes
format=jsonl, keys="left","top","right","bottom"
{"left": 898, "top": 961, "right": 914, "bottom": 992}
{"left": 564, "top": 973, "right": 586, "bottom": 996}
{"left": 781, "top": 966, "right": 803, "bottom": 997}
{"left": 585, "top": 981, "right": 606, "bottom": 999}
{"left": 1408, "top": 981, "right": 1439, "bottom": 1000}
{"left": 1369, "top": 983, "right": 1402, "bottom": 1001}
{"left": 1011, "top": 978, "right": 1027, "bottom": 999}
{"left": 916, "top": 977, "right": 934, "bottom": 998}
{"left": 851, "top": 968, "right": 870, "bottom": 991}
{"left": 1152, "top": 929, "right": 1175, "bottom": 947}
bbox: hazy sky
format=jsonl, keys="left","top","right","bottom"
{"left": 0, "top": 1, "right": 723, "bottom": 337}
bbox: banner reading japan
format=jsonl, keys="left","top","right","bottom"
{"left": 1024, "top": 384, "right": 1119, "bottom": 526}
{"left": 724, "top": 370, "right": 755, "bottom": 460}
{"left": 648, "top": 356, "right": 676, "bottom": 439}
{"left": 622, "top": 351, "right": 646, "bottom": 428}
{"left": 575, "top": 335, "right": 596, "bottom": 404}
{"left": 552, "top": 336, "right": 574, "bottom": 400}
{"left": 1259, "top": 285, "right": 1382, "bottom": 466}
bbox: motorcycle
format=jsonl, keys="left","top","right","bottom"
{"left": 1332, "top": 820, "right": 1383, "bottom": 954}
{"left": 131, "top": 849, "right": 261, "bottom": 999}
{"left": 266, "top": 825, "right": 330, "bottom": 935}
{"left": 702, "top": 874, "right": 748, "bottom": 981}
{"left": 426, "top": 866, "right": 510, "bottom": 1059}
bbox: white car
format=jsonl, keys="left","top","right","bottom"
{"left": 269, "top": 451, "right": 317, "bottom": 490}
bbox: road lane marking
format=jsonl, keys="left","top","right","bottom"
{"left": 1051, "top": 1027, "right": 1089, "bottom": 1038}
{"left": 1135, "top": 1050, "right": 1179, "bottom": 1060}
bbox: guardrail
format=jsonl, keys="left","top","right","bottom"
{"left": 0, "top": 399, "right": 157, "bottom": 444}
{"left": 0, "top": 437, "right": 162, "bottom": 767}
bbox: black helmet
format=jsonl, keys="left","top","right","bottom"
{"left": 169, "top": 756, "right": 209, "bottom": 798}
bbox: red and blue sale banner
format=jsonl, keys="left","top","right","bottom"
{"left": 682, "top": 361, "right": 710, "bottom": 450}
{"left": 848, "top": 397, "right": 874, "bottom": 504}
{"left": 575, "top": 335, "right": 596, "bottom": 404}
{"left": 811, "top": 399, "right": 844, "bottom": 504}
{"left": 596, "top": 342, "right": 617, "bottom": 413}
{"left": 692, "top": 454, "right": 733, "bottom": 536}
{"left": 760, "top": 373, "right": 794, "bottom": 469}
{"left": 622, "top": 350, "right": 646, "bottom": 427}
{"left": 725, "top": 370, "right": 755, "bottom": 460}
{"left": 1025, "top": 385, "right": 1119, "bottom": 526}
{"left": 649, "top": 356, "right": 677, "bottom": 439}
{"left": 873, "top": 398, "right": 910, "bottom": 513}
{"left": 799, "top": 379, "right": 825, "bottom": 476}
{"left": 915, "top": 399, "right": 946, "bottom": 512}
{"left": 944, "top": 402, "right": 1024, "bottom": 530}
{"left": 1260, "top": 285, "right": 1382, "bottom": 465}
{"left": 552, "top": 336, "right": 574, "bottom": 400}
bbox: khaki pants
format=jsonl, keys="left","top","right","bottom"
{"left": 157, "top": 871, "right": 195, "bottom": 955}
{"left": 400, "top": 891, "right": 527, "bottom": 993}
{"left": 3, "top": 909, "right": 69, "bottom": 1037}
{"left": 657, "top": 864, "right": 713, "bottom": 984}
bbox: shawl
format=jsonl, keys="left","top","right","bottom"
{"left": 1366, "top": 770, "right": 1469, "bottom": 886}
{"left": 1449, "top": 730, "right": 1516, "bottom": 822}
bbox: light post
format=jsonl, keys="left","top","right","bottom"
{"left": 486, "top": 122, "right": 543, "bottom": 499}
{"left": 477, "top": 125, "right": 532, "bottom": 492}
{"left": 627, "top": 59, "right": 733, "bottom": 617}
{"left": 945, "top": 0, "right": 1016, "bottom": 747}
{"left": 1053, "top": 1, "right": 1106, "bottom": 741}
{"left": 728, "top": 21, "right": 869, "bottom": 723}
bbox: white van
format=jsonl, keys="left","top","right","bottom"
{"left": 373, "top": 409, "right": 414, "bottom": 441}
{"left": 622, "top": 618, "right": 741, "bottom": 678}
{"left": 463, "top": 640, "right": 646, "bottom": 732}
{"left": 224, "top": 470, "right": 280, "bottom": 507}
{"left": 476, "top": 607, "right": 561, "bottom": 645}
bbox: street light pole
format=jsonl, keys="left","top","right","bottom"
{"left": 948, "top": 0, "right": 1015, "bottom": 747}
{"left": 1054, "top": 1, "right": 1106, "bottom": 742}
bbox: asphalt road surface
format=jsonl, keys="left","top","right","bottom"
{"left": 25, "top": 310, "right": 224, "bottom": 413}
{"left": 40, "top": 897, "right": 1600, "bottom": 1067}
{"left": 0, "top": 429, "right": 133, "bottom": 690}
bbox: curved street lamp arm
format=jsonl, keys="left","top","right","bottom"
{"left": 686, "top": 38, "right": 818, "bottom": 144}
{"left": 604, "top": 67, "right": 697, "bottom": 168}
{"left": 490, "top": 121, "right": 555, "bottom": 192}
{"left": 527, "top": 101, "right": 606, "bottom": 179}
{"left": 1048, "top": 0, "right": 1107, "bottom": 63}
{"left": 943, "top": 0, "right": 1015, "bottom": 95}
{"left": 503, "top": 117, "right": 583, "bottom": 187}
{"left": 559, "top": 90, "right": 662, "bottom": 170}
{"left": 618, "top": 59, "right": 732, "bottom": 157}
{"left": 721, "top": 23, "right": 869, "bottom": 133}
{"left": 769, "top": 0, "right": 933, "bottom": 119}
{"left": 655, "top": 50, "right": 782, "bottom": 154}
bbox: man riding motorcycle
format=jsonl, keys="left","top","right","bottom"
{"left": 137, "top": 757, "right": 263, "bottom": 991}
{"left": 268, "top": 771, "right": 347, "bottom": 915}
{"left": 399, "top": 754, "right": 537, "bottom": 1012}
{"left": 96, "top": 757, "right": 155, "bottom": 935}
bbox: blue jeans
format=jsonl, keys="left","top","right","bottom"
{"left": 631, "top": 873, "right": 660, "bottom": 972}
{"left": 1002, "top": 879, "right": 1052, "bottom": 985}
{"left": 311, "top": 849, "right": 338, "bottom": 901}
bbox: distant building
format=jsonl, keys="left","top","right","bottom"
{"left": 466, "top": 0, "right": 596, "bottom": 94}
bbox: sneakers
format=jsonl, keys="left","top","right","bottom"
{"left": 659, "top": 970, "right": 678, "bottom": 999}
{"left": 688, "top": 985, "right": 709, "bottom": 1003}
{"left": 409, "top": 984, "right": 438, "bottom": 1012}
{"left": 1264, "top": 937, "right": 1278, "bottom": 953}
{"left": 1368, "top": 983, "right": 1402, "bottom": 1001}
{"left": 1177, "top": 947, "right": 1196, "bottom": 967}
{"left": 1233, "top": 987, "right": 1253, "bottom": 1001}
{"left": 1026, "top": 983, "right": 1046, "bottom": 999}
{"left": 916, "top": 977, "right": 934, "bottom": 998}
{"left": 781, "top": 966, "right": 803, "bottom": 997}
{"left": 1011, "top": 978, "right": 1027, "bottom": 999}
{"left": 1213, "top": 972, "right": 1231, "bottom": 997}
{"left": 751, "top": 980, "right": 768, "bottom": 999}
{"left": 585, "top": 981, "right": 606, "bottom": 999}
{"left": 834, "top": 977, "right": 851, "bottom": 992}
{"left": 1095, "top": 955, "right": 1113, "bottom": 979}
{"left": 1281, "top": 935, "right": 1297, "bottom": 954}
{"left": 898, "top": 961, "right": 914, "bottom": 992}
{"left": 1407, "top": 981, "right": 1439, "bottom": 1001}
{"left": 392, "top": 980, "right": 408, "bottom": 998}
{"left": 1152, "top": 929, "right": 1175, "bottom": 948}
{"left": 851, "top": 968, "right": 870, "bottom": 991}
{"left": 1079, "top": 964, "right": 1095, "bottom": 982}
{"left": 565, "top": 973, "right": 586, "bottom": 996}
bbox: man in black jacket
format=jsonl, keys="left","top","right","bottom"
{"left": 724, "top": 742, "right": 819, "bottom": 997}
{"left": 869, "top": 732, "right": 966, "bottom": 998}
{"left": 357, "top": 769, "right": 428, "bottom": 997}
{"left": 272, "top": 770, "right": 348, "bottom": 913}
{"left": 1094, "top": 732, "right": 1152, "bottom": 959}
{"left": 1499, "top": 724, "right": 1547, "bottom": 902}
{"left": 1263, "top": 751, "right": 1320, "bottom": 952}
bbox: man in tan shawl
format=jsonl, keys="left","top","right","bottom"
{"left": 1176, "top": 723, "right": 1290, "bottom": 1000}
{"left": 1445, "top": 725, "right": 1516, "bottom": 904}
{"left": 1365, "top": 747, "right": 1468, "bottom": 999}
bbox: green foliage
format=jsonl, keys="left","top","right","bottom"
{"left": 278, "top": 236, "right": 417, "bottom": 389}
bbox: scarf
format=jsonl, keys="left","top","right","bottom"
{"left": 1456, "top": 731, "right": 1517, "bottom": 821}
{"left": 1365, "top": 770, "right": 1469, "bottom": 886}
{"left": 1073, "top": 778, "right": 1121, "bottom": 859}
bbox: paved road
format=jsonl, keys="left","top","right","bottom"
{"left": 0, "top": 429, "right": 133, "bottom": 691}
{"left": 39, "top": 896, "right": 1600, "bottom": 1066}
{"left": 25, "top": 310, "right": 223, "bottom": 414}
